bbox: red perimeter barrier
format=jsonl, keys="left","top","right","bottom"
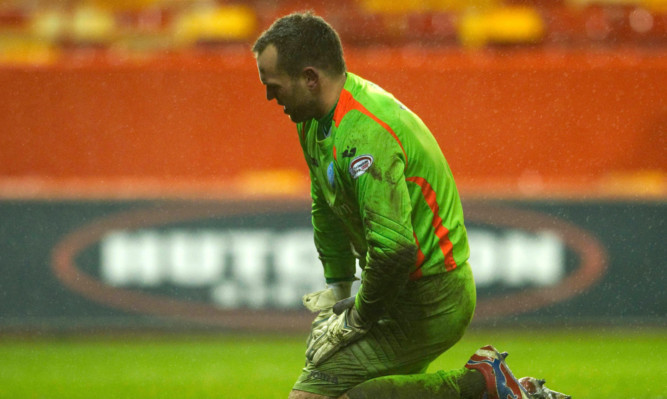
{"left": 0, "top": 47, "right": 664, "bottom": 198}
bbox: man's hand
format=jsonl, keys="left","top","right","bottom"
{"left": 303, "top": 288, "right": 337, "bottom": 314}
{"left": 305, "top": 297, "right": 371, "bottom": 366}
{"left": 302, "top": 288, "right": 337, "bottom": 348}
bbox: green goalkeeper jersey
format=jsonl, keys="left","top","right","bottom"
{"left": 297, "top": 73, "right": 470, "bottom": 321}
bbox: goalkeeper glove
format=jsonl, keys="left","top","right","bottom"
{"left": 305, "top": 296, "right": 371, "bottom": 366}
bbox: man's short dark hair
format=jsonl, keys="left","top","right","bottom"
{"left": 252, "top": 11, "right": 346, "bottom": 78}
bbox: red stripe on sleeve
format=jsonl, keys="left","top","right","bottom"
{"left": 334, "top": 89, "right": 408, "bottom": 166}
{"left": 410, "top": 232, "right": 426, "bottom": 280}
{"left": 406, "top": 176, "right": 457, "bottom": 272}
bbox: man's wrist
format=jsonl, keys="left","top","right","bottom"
{"left": 327, "top": 280, "right": 354, "bottom": 300}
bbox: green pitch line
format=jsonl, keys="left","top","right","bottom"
{"left": 0, "top": 328, "right": 663, "bottom": 399}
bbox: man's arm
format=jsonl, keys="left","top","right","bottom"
{"left": 310, "top": 172, "right": 357, "bottom": 286}
{"left": 351, "top": 148, "right": 416, "bottom": 322}
{"left": 297, "top": 121, "right": 357, "bottom": 288}
{"left": 305, "top": 146, "right": 416, "bottom": 365}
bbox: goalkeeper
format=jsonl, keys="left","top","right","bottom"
{"left": 253, "top": 12, "right": 569, "bottom": 399}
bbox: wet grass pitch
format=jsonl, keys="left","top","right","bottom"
{"left": 0, "top": 327, "right": 663, "bottom": 399}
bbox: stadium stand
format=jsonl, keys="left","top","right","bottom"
{"left": 0, "top": 0, "right": 665, "bottom": 63}
{"left": 0, "top": 0, "right": 664, "bottom": 198}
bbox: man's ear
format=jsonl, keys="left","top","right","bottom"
{"left": 303, "top": 67, "right": 319, "bottom": 89}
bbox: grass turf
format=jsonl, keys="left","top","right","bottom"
{"left": 0, "top": 327, "right": 663, "bottom": 399}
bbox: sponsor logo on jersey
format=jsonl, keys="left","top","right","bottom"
{"left": 327, "top": 161, "right": 335, "bottom": 189}
{"left": 341, "top": 147, "right": 357, "bottom": 158}
{"left": 349, "top": 154, "right": 374, "bottom": 179}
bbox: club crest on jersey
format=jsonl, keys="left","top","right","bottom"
{"left": 349, "top": 154, "right": 374, "bottom": 179}
{"left": 327, "top": 161, "right": 335, "bottom": 188}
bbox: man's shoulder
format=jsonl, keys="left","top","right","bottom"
{"left": 337, "top": 73, "right": 397, "bottom": 123}
{"left": 345, "top": 72, "right": 391, "bottom": 101}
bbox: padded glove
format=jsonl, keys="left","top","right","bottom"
{"left": 305, "top": 296, "right": 371, "bottom": 366}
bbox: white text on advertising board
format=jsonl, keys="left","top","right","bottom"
{"left": 101, "top": 228, "right": 565, "bottom": 309}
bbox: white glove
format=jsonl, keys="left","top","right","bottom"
{"left": 305, "top": 297, "right": 371, "bottom": 366}
{"left": 303, "top": 288, "right": 337, "bottom": 313}
{"left": 302, "top": 288, "right": 337, "bottom": 352}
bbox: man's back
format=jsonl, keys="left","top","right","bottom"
{"left": 299, "top": 72, "right": 470, "bottom": 280}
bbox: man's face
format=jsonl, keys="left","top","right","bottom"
{"left": 256, "top": 45, "right": 318, "bottom": 123}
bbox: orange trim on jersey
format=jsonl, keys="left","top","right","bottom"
{"left": 333, "top": 89, "right": 408, "bottom": 166}
{"left": 406, "top": 176, "right": 457, "bottom": 272}
{"left": 333, "top": 145, "right": 337, "bottom": 161}
{"left": 410, "top": 231, "right": 426, "bottom": 280}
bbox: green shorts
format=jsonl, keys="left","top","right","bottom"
{"left": 293, "top": 261, "right": 477, "bottom": 397}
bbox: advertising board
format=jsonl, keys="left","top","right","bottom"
{"left": 0, "top": 199, "right": 663, "bottom": 331}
